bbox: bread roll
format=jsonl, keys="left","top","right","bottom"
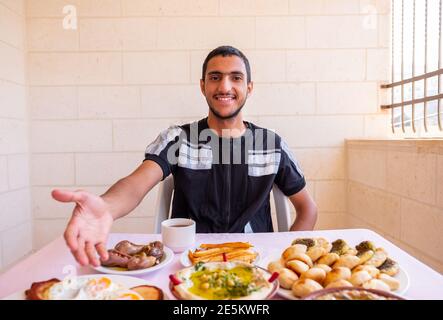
{"left": 350, "top": 270, "right": 372, "bottom": 287}
{"left": 282, "top": 245, "right": 307, "bottom": 261}
{"left": 286, "top": 259, "right": 310, "bottom": 275}
{"left": 353, "top": 265, "right": 380, "bottom": 278}
{"left": 306, "top": 246, "right": 327, "bottom": 262}
{"left": 291, "top": 279, "right": 323, "bottom": 298}
{"left": 325, "top": 279, "right": 353, "bottom": 289}
{"left": 314, "top": 264, "right": 332, "bottom": 274}
{"left": 346, "top": 249, "right": 358, "bottom": 256}
{"left": 301, "top": 267, "right": 326, "bottom": 284}
{"left": 377, "top": 273, "right": 400, "bottom": 291}
{"left": 267, "top": 259, "right": 285, "bottom": 274}
{"left": 362, "top": 279, "right": 391, "bottom": 292}
{"left": 378, "top": 258, "right": 400, "bottom": 276}
{"left": 323, "top": 267, "right": 352, "bottom": 287}
{"left": 315, "top": 237, "right": 332, "bottom": 252}
{"left": 317, "top": 252, "right": 340, "bottom": 266}
{"left": 333, "top": 254, "right": 361, "bottom": 269}
{"left": 357, "top": 250, "right": 374, "bottom": 264}
{"left": 364, "top": 248, "right": 388, "bottom": 267}
{"left": 278, "top": 268, "right": 299, "bottom": 290}
{"left": 286, "top": 252, "right": 313, "bottom": 267}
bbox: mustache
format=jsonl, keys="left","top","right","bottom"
{"left": 207, "top": 99, "right": 247, "bottom": 120}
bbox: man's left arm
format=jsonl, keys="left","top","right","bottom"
{"left": 288, "top": 187, "right": 318, "bottom": 231}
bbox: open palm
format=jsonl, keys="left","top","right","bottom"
{"left": 52, "top": 189, "right": 113, "bottom": 266}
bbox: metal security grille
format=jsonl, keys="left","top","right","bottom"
{"left": 382, "top": 0, "right": 443, "bottom": 135}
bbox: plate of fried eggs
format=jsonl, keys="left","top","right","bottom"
{"left": 3, "top": 274, "right": 165, "bottom": 300}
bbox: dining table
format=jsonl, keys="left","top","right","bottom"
{"left": 1, "top": 228, "right": 442, "bottom": 300}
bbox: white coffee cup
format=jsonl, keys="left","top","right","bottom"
{"left": 161, "top": 218, "right": 196, "bottom": 253}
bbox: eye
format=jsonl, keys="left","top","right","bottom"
{"left": 232, "top": 75, "right": 243, "bottom": 81}
{"left": 209, "top": 75, "right": 220, "bottom": 81}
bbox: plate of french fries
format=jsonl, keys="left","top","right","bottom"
{"left": 180, "top": 242, "right": 260, "bottom": 267}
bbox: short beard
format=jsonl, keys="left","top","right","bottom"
{"left": 207, "top": 98, "right": 247, "bottom": 120}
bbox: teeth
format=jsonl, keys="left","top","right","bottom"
{"left": 216, "top": 96, "right": 235, "bottom": 101}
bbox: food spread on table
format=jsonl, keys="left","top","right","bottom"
{"left": 170, "top": 261, "right": 276, "bottom": 300}
{"left": 266, "top": 237, "right": 402, "bottom": 299}
{"left": 187, "top": 242, "right": 258, "bottom": 264}
{"left": 25, "top": 276, "right": 163, "bottom": 300}
{"left": 18, "top": 236, "right": 410, "bottom": 300}
{"left": 100, "top": 240, "right": 165, "bottom": 271}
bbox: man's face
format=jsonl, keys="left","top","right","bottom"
{"left": 200, "top": 55, "right": 253, "bottom": 120}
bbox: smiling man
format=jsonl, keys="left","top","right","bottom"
{"left": 52, "top": 46, "right": 318, "bottom": 267}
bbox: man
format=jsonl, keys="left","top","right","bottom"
{"left": 52, "top": 46, "right": 317, "bottom": 267}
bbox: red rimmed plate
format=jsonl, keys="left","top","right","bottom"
{"left": 169, "top": 262, "right": 279, "bottom": 300}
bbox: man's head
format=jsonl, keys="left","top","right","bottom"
{"left": 200, "top": 46, "right": 253, "bottom": 120}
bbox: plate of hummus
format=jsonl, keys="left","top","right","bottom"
{"left": 169, "top": 261, "right": 279, "bottom": 300}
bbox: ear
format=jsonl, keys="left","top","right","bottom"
{"left": 200, "top": 79, "right": 205, "bottom": 96}
{"left": 247, "top": 81, "right": 254, "bottom": 97}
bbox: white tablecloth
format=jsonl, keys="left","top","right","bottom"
{"left": 1, "top": 229, "right": 442, "bottom": 299}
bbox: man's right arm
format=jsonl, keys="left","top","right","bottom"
{"left": 100, "top": 160, "right": 164, "bottom": 220}
{"left": 51, "top": 160, "right": 164, "bottom": 267}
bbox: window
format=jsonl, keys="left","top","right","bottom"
{"left": 383, "top": 0, "right": 443, "bottom": 136}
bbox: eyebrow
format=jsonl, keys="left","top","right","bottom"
{"left": 207, "top": 71, "right": 245, "bottom": 76}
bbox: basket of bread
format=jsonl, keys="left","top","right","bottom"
{"left": 266, "top": 237, "right": 405, "bottom": 299}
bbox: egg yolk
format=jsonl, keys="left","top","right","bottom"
{"left": 88, "top": 277, "right": 112, "bottom": 292}
{"left": 116, "top": 292, "right": 143, "bottom": 300}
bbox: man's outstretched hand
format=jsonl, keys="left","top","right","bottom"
{"left": 52, "top": 189, "right": 114, "bottom": 267}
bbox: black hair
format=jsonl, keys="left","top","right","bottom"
{"left": 201, "top": 45, "right": 251, "bottom": 83}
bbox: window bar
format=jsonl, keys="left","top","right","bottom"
{"left": 424, "top": 0, "right": 428, "bottom": 132}
{"left": 381, "top": 68, "right": 443, "bottom": 87}
{"left": 391, "top": 0, "right": 395, "bottom": 133}
{"left": 439, "top": 0, "right": 442, "bottom": 130}
{"left": 412, "top": 0, "right": 416, "bottom": 132}
{"left": 401, "top": 0, "right": 405, "bottom": 133}
{"left": 400, "top": 0, "right": 405, "bottom": 133}
{"left": 382, "top": 93, "right": 443, "bottom": 108}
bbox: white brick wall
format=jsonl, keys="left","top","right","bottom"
{"left": 27, "top": 18, "right": 79, "bottom": 51}
{"left": 21, "top": 0, "right": 391, "bottom": 252}
{"left": 220, "top": 0, "right": 288, "bottom": 16}
{"left": 31, "top": 153, "right": 75, "bottom": 186}
{"left": 0, "top": 0, "right": 32, "bottom": 272}
{"left": 113, "top": 118, "right": 182, "bottom": 152}
{"left": 74, "top": 152, "right": 142, "bottom": 185}
{"left": 0, "top": 80, "right": 27, "bottom": 119}
{"left": 26, "top": 0, "right": 122, "bottom": 18}
{"left": 29, "top": 86, "right": 77, "bottom": 119}
{"left": 287, "top": 50, "right": 366, "bottom": 82}
{"left": 29, "top": 53, "right": 123, "bottom": 85}
{"left": 78, "top": 86, "right": 141, "bottom": 119}
{"left": 31, "top": 120, "right": 113, "bottom": 152}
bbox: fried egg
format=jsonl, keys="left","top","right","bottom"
{"left": 47, "top": 277, "right": 143, "bottom": 300}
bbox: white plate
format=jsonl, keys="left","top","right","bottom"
{"left": 180, "top": 246, "right": 260, "bottom": 267}
{"left": 93, "top": 246, "right": 174, "bottom": 276}
{"left": 258, "top": 252, "right": 410, "bottom": 300}
{"left": 2, "top": 274, "right": 160, "bottom": 300}
{"left": 169, "top": 262, "right": 279, "bottom": 300}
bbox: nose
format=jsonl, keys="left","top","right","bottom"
{"left": 217, "top": 75, "right": 232, "bottom": 93}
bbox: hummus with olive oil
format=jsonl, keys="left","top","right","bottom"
{"left": 172, "top": 262, "right": 275, "bottom": 300}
